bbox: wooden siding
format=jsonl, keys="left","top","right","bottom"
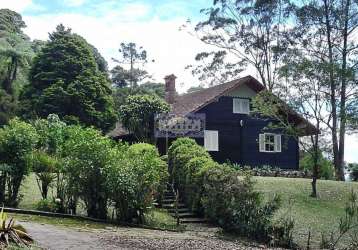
{"left": 196, "top": 96, "right": 299, "bottom": 169}
{"left": 157, "top": 96, "right": 299, "bottom": 170}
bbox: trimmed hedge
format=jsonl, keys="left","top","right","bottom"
{"left": 168, "top": 138, "right": 292, "bottom": 246}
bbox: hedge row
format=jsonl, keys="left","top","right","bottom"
{"left": 168, "top": 138, "right": 293, "bottom": 246}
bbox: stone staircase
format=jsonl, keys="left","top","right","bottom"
{"left": 158, "top": 187, "right": 207, "bottom": 224}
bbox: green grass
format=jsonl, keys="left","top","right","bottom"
{"left": 144, "top": 208, "right": 184, "bottom": 231}
{"left": 18, "top": 173, "right": 358, "bottom": 247}
{"left": 19, "top": 173, "right": 55, "bottom": 210}
{"left": 255, "top": 177, "right": 358, "bottom": 248}
{"left": 10, "top": 213, "right": 109, "bottom": 230}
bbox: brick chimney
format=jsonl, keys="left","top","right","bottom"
{"left": 164, "top": 74, "right": 177, "bottom": 104}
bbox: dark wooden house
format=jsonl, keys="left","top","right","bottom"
{"left": 110, "top": 75, "right": 316, "bottom": 170}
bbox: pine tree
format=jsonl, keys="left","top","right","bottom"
{"left": 21, "top": 24, "right": 117, "bottom": 132}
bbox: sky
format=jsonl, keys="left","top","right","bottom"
{"left": 0, "top": 0, "right": 357, "bottom": 163}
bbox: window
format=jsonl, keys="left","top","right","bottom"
{"left": 233, "top": 98, "right": 250, "bottom": 114}
{"left": 259, "top": 133, "right": 281, "bottom": 153}
{"left": 204, "top": 130, "right": 219, "bottom": 151}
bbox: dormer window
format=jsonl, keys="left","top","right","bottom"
{"left": 233, "top": 98, "right": 250, "bottom": 114}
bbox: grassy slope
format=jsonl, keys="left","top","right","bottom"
{"left": 19, "top": 174, "right": 358, "bottom": 247}
{"left": 255, "top": 177, "right": 358, "bottom": 248}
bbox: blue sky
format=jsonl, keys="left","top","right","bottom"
{"left": 22, "top": 0, "right": 207, "bottom": 21}
{"left": 0, "top": 0, "right": 357, "bottom": 163}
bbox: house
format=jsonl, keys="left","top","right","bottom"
{"left": 110, "top": 74, "right": 316, "bottom": 170}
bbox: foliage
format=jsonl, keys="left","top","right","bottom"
{"left": 112, "top": 83, "right": 165, "bottom": 111}
{"left": 29, "top": 151, "right": 58, "bottom": 199}
{"left": 111, "top": 42, "right": 153, "bottom": 88}
{"left": 0, "top": 118, "right": 38, "bottom": 206}
{"left": 35, "top": 199, "right": 60, "bottom": 213}
{"left": 169, "top": 138, "right": 289, "bottom": 246}
{"left": 61, "top": 126, "right": 115, "bottom": 219}
{"left": 187, "top": 0, "right": 292, "bottom": 89}
{"left": 21, "top": 24, "right": 116, "bottom": 132}
{"left": 119, "top": 94, "right": 169, "bottom": 142}
{"left": 0, "top": 207, "right": 33, "bottom": 248}
{"left": 300, "top": 151, "right": 334, "bottom": 180}
{"left": 168, "top": 137, "right": 210, "bottom": 192}
{"left": 320, "top": 190, "right": 358, "bottom": 250}
{"left": 0, "top": 9, "right": 35, "bottom": 125}
{"left": 105, "top": 143, "right": 168, "bottom": 223}
{"left": 348, "top": 163, "right": 358, "bottom": 182}
{"left": 202, "top": 169, "right": 281, "bottom": 242}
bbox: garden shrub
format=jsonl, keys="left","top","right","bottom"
{"left": 36, "top": 199, "right": 60, "bottom": 212}
{"left": 168, "top": 138, "right": 287, "bottom": 245}
{"left": 183, "top": 156, "right": 217, "bottom": 212}
{"left": 348, "top": 163, "right": 358, "bottom": 181}
{"left": 300, "top": 151, "right": 334, "bottom": 180}
{"left": 29, "top": 151, "right": 58, "bottom": 199}
{"left": 168, "top": 137, "right": 211, "bottom": 194}
{"left": 202, "top": 169, "right": 281, "bottom": 242}
{"left": 105, "top": 143, "right": 168, "bottom": 223}
{"left": 61, "top": 126, "right": 117, "bottom": 219}
{"left": 0, "top": 118, "right": 39, "bottom": 207}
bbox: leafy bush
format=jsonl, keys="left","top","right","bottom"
{"left": 202, "top": 169, "right": 281, "bottom": 242}
{"left": 29, "top": 151, "right": 58, "bottom": 199}
{"left": 105, "top": 143, "right": 168, "bottom": 223}
{"left": 0, "top": 118, "right": 39, "bottom": 207}
{"left": 169, "top": 138, "right": 289, "bottom": 246}
{"left": 347, "top": 163, "right": 358, "bottom": 181}
{"left": 35, "top": 199, "right": 60, "bottom": 213}
{"left": 61, "top": 126, "right": 116, "bottom": 219}
{"left": 300, "top": 151, "right": 334, "bottom": 180}
{"left": 119, "top": 94, "right": 170, "bottom": 142}
{"left": 168, "top": 137, "right": 211, "bottom": 193}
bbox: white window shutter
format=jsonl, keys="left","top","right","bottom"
{"left": 259, "top": 134, "right": 265, "bottom": 152}
{"left": 275, "top": 135, "right": 282, "bottom": 152}
{"left": 204, "top": 130, "right": 219, "bottom": 151}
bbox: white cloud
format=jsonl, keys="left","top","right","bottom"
{"left": 0, "top": 0, "right": 33, "bottom": 12}
{"left": 63, "top": 0, "right": 86, "bottom": 7}
{"left": 22, "top": 12, "right": 210, "bottom": 92}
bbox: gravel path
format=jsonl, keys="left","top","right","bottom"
{"left": 21, "top": 221, "right": 281, "bottom": 250}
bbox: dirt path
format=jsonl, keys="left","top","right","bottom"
{"left": 21, "top": 221, "right": 279, "bottom": 250}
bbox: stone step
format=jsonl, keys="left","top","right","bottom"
{"left": 161, "top": 199, "right": 176, "bottom": 204}
{"left": 169, "top": 212, "right": 196, "bottom": 218}
{"left": 167, "top": 208, "right": 190, "bottom": 213}
{"left": 180, "top": 217, "right": 208, "bottom": 224}
{"left": 162, "top": 203, "right": 186, "bottom": 209}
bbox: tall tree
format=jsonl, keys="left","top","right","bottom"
{"left": 253, "top": 56, "right": 331, "bottom": 197}
{"left": 111, "top": 42, "right": 153, "bottom": 88}
{"left": 21, "top": 24, "right": 117, "bottom": 132}
{"left": 295, "top": 0, "right": 358, "bottom": 180}
{"left": 0, "top": 9, "right": 34, "bottom": 125}
{"left": 188, "top": 0, "right": 293, "bottom": 90}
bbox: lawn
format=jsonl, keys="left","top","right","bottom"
{"left": 255, "top": 177, "right": 358, "bottom": 248}
{"left": 18, "top": 174, "right": 358, "bottom": 248}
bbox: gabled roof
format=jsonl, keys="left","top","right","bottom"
{"left": 171, "top": 75, "right": 317, "bottom": 136}
{"left": 171, "top": 75, "right": 263, "bottom": 115}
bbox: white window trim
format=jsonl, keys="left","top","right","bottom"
{"left": 204, "top": 130, "right": 219, "bottom": 152}
{"left": 259, "top": 133, "right": 282, "bottom": 153}
{"left": 233, "top": 98, "right": 250, "bottom": 114}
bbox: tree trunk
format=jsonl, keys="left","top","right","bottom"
{"left": 336, "top": 0, "right": 351, "bottom": 182}
{"left": 323, "top": 0, "right": 344, "bottom": 181}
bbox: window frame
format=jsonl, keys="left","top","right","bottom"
{"left": 259, "top": 133, "right": 282, "bottom": 153}
{"left": 233, "top": 98, "right": 250, "bottom": 114}
{"left": 204, "top": 130, "right": 219, "bottom": 152}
